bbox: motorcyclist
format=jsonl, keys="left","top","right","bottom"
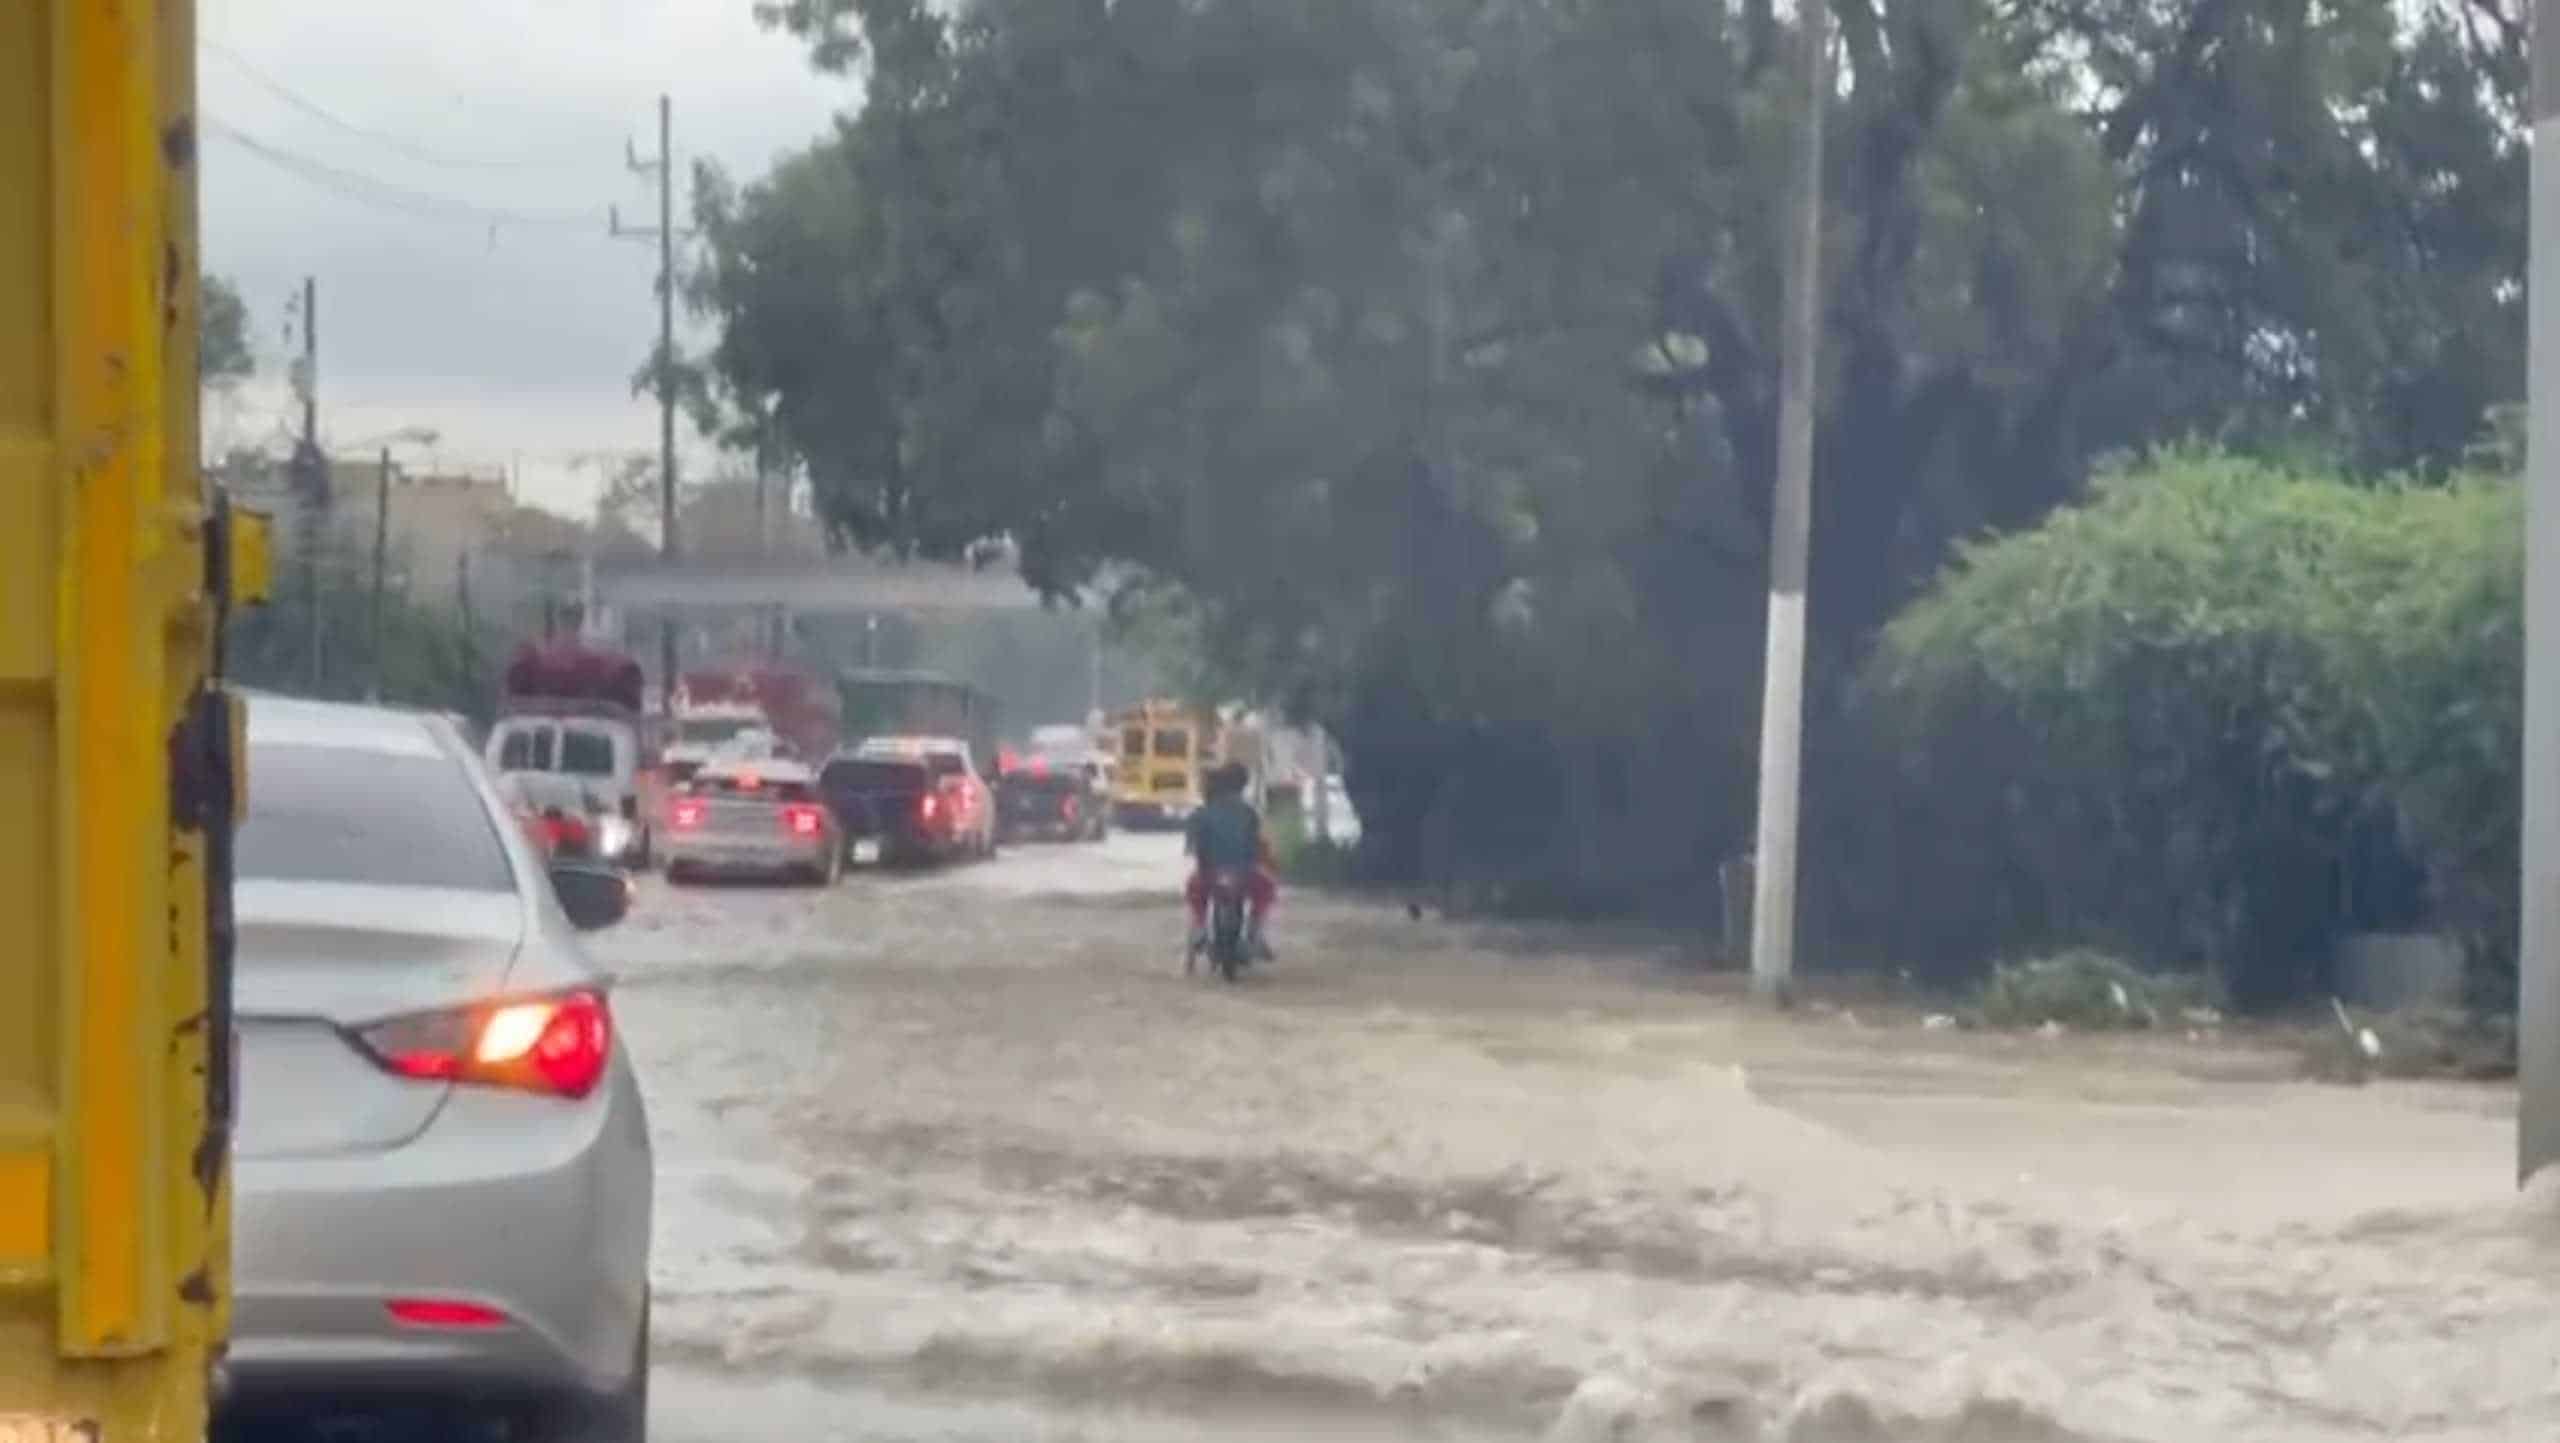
{"left": 1185, "top": 760, "right": 1277, "bottom": 961}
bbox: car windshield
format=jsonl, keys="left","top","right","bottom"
{"left": 238, "top": 740, "right": 514, "bottom": 891}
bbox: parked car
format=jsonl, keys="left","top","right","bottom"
{"left": 821, "top": 736, "right": 996, "bottom": 866}
{"left": 659, "top": 755, "right": 843, "bottom": 886}
{"left": 222, "top": 695, "right": 650, "bottom": 1443}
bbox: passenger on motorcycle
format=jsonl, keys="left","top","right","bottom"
{"left": 1185, "top": 760, "right": 1277, "bottom": 961}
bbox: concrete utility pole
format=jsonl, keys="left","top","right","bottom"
{"left": 368, "top": 444, "right": 390, "bottom": 700}
{"left": 2520, "top": 0, "right": 2559, "bottom": 1183}
{"left": 1747, "top": 4, "right": 1830, "bottom": 1001}
{"left": 293, "top": 274, "right": 328, "bottom": 694}
{"left": 614, "top": 94, "right": 687, "bottom": 718}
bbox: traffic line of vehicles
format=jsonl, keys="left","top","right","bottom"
{"left": 479, "top": 637, "right": 1355, "bottom": 890}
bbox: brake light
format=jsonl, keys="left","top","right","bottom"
{"left": 781, "top": 803, "right": 825, "bottom": 838}
{"left": 356, "top": 990, "right": 613, "bottom": 1099}
{"left": 669, "top": 798, "right": 706, "bottom": 830}
{"left": 919, "top": 793, "right": 940, "bottom": 821}
{"left": 1061, "top": 795, "right": 1079, "bottom": 820}
{"left": 386, "top": 1298, "right": 510, "bottom": 1330}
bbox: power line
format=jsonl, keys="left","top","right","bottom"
{"left": 203, "top": 38, "right": 592, "bottom": 171}
{"left": 204, "top": 116, "right": 601, "bottom": 230}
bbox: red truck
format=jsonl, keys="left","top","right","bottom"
{"left": 674, "top": 662, "right": 844, "bottom": 766}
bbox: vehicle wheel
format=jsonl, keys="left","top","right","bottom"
{"left": 664, "top": 861, "right": 693, "bottom": 887}
{"left": 534, "top": 1297, "right": 648, "bottom": 1442}
{"left": 817, "top": 844, "right": 842, "bottom": 887}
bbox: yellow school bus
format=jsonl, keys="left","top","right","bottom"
{"left": 2, "top": 2, "right": 263, "bottom": 1438}
{"left": 1107, "top": 699, "right": 1222, "bottom": 827}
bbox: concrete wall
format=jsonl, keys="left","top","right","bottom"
{"left": 2521, "top": 0, "right": 2559, "bottom": 1181}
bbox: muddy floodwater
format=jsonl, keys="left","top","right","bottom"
{"left": 602, "top": 833, "right": 2553, "bottom": 1442}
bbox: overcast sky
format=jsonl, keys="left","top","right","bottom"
{"left": 201, "top": 0, "right": 848, "bottom": 518}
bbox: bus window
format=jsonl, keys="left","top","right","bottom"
{"left": 1154, "top": 728, "right": 1191, "bottom": 758}
{"left": 1122, "top": 727, "right": 1147, "bottom": 758}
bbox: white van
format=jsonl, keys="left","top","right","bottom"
{"left": 484, "top": 711, "right": 648, "bottom": 865}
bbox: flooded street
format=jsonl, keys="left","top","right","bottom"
{"left": 602, "top": 834, "right": 2555, "bottom": 1442}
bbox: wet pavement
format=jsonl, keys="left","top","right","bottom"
{"left": 607, "top": 832, "right": 2555, "bottom": 1442}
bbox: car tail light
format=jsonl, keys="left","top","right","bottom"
{"left": 669, "top": 798, "right": 706, "bottom": 830}
{"left": 356, "top": 990, "right": 613, "bottom": 1100}
{"left": 386, "top": 1298, "right": 510, "bottom": 1330}
{"left": 919, "top": 793, "right": 940, "bottom": 822}
{"left": 781, "top": 803, "right": 825, "bottom": 838}
{"left": 1062, "top": 795, "right": 1079, "bottom": 820}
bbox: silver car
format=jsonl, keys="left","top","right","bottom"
{"left": 221, "top": 696, "right": 652, "bottom": 1441}
{"left": 659, "top": 756, "right": 842, "bottom": 885}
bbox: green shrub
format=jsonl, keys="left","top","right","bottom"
{"left": 1269, "top": 808, "right": 1359, "bottom": 885}
{"left": 1976, "top": 948, "right": 2212, "bottom": 1029}
{"left": 1868, "top": 446, "right": 2520, "bottom": 1012}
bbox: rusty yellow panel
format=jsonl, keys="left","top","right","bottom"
{"left": 0, "top": 0, "right": 224, "bottom": 1436}
{"left": 0, "top": 1148, "right": 49, "bottom": 1278}
{"left": 58, "top": 0, "right": 170, "bottom": 1356}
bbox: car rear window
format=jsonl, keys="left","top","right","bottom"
{"left": 823, "top": 760, "right": 929, "bottom": 791}
{"left": 928, "top": 753, "right": 967, "bottom": 777}
{"left": 559, "top": 727, "right": 617, "bottom": 777}
{"left": 496, "top": 724, "right": 553, "bottom": 771}
{"left": 239, "top": 741, "right": 515, "bottom": 891}
{"left": 692, "top": 774, "right": 817, "bottom": 802}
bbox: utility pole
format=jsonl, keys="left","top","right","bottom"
{"left": 1747, "top": 4, "right": 1830, "bottom": 1001}
{"left": 368, "top": 445, "right": 390, "bottom": 701}
{"left": 290, "top": 274, "right": 329, "bottom": 694}
{"left": 456, "top": 551, "right": 476, "bottom": 672}
{"left": 613, "top": 94, "right": 688, "bottom": 719}
{"left": 1087, "top": 619, "right": 1103, "bottom": 718}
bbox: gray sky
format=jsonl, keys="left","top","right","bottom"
{"left": 201, "top": 0, "right": 847, "bottom": 518}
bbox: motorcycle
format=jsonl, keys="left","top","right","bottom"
{"left": 1194, "top": 868, "right": 1254, "bottom": 983}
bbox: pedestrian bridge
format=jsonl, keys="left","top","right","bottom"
{"left": 590, "top": 554, "right": 1053, "bottom": 614}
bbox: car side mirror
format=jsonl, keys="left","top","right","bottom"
{"left": 550, "top": 861, "right": 631, "bottom": 932}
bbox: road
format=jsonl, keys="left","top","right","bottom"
{"left": 610, "top": 833, "right": 2551, "bottom": 1443}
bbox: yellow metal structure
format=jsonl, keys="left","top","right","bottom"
{"left": 0, "top": 0, "right": 245, "bottom": 1438}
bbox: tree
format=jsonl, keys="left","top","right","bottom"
{"left": 201, "top": 273, "right": 252, "bottom": 389}
{"left": 717, "top": 0, "right": 2524, "bottom": 908}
